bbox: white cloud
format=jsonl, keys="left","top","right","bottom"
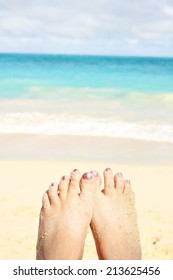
{"left": 0, "top": 0, "right": 173, "bottom": 56}
{"left": 164, "top": 5, "right": 173, "bottom": 16}
{"left": 125, "top": 38, "right": 139, "bottom": 45}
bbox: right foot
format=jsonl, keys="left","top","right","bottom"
{"left": 90, "top": 168, "right": 142, "bottom": 260}
{"left": 36, "top": 170, "right": 96, "bottom": 260}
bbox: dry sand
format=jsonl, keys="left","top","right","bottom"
{"left": 0, "top": 160, "right": 173, "bottom": 260}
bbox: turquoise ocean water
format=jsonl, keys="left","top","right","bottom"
{"left": 0, "top": 53, "right": 173, "bottom": 142}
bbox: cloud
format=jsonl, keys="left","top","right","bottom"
{"left": 164, "top": 5, "right": 173, "bottom": 17}
{"left": 0, "top": 0, "right": 173, "bottom": 56}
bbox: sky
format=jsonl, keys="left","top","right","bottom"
{"left": 0, "top": 0, "right": 173, "bottom": 56}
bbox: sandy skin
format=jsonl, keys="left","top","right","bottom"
{"left": 90, "top": 168, "right": 142, "bottom": 260}
{"left": 36, "top": 169, "right": 96, "bottom": 260}
{"left": 36, "top": 168, "right": 141, "bottom": 260}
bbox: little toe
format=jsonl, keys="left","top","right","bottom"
{"left": 114, "top": 172, "right": 125, "bottom": 193}
{"left": 58, "top": 175, "right": 69, "bottom": 200}
{"left": 47, "top": 182, "right": 59, "bottom": 204}
{"left": 68, "top": 169, "right": 81, "bottom": 194}
{"left": 123, "top": 180, "right": 133, "bottom": 195}
{"left": 42, "top": 192, "right": 50, "bottom": 211}
{"left": 103, "top": 168, "right": 114, "bottom": 194}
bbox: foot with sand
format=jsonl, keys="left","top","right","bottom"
{"left": 90, "top": 168, "right": 142, "bottom": 259}
{"left": 36, "top": 169, "right": 96, "bottom": 260}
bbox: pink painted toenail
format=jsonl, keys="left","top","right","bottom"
{"left": 62, "top": 176, "right": 66, "bottom": 180}
{"left": 106, "top": 168, "right": 111, "bottom": 171}
{"left": 82, "top": 172, "right": 92, "bottom": 180}
{"left": 51, "top": 182, "right": 54, "bottom": 186}
{"left": 91, "top": 170, "right": 98, "bottom": 177}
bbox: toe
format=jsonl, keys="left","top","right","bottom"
{"left": 58, "top": 175, "right": 69, "bottom": 200}
{"left": 79, "top": 172, "right": 96, "bottom": 200}
{"left": 79, "top": 172, "right": 96, "bottom": 221}
{"left": 47, "top": 182, "right": 59, "bottom": 204}
{"left": 42, "top": 192, "right": 50, "bottom": 211}
{"left": 123, "top": 180, "right": 133, "bottom": 195}
{"left": 103, "top": 168, "right": 114, "bottom": 193}
{"left": 68, "top": 169, "right": 81, "bottom": 194}
{"left": 114, "top": 172, "right": 125, "bottom": 193}
{"left": 90, "top": 170, "right": 102, "bottom": 190}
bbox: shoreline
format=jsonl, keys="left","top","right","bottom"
{"left": 1, "top": 133, "right": 173, "bottom": 164}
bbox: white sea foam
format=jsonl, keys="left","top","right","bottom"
{"left": 0, "top": 112, "right": 173, "bottom": 143}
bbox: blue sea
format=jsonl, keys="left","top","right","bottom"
{"left": 0, "top": 53, "right": 173, "bottom": 143}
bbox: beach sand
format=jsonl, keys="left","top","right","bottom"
{"left": 0, "top": 134, "right": 173, "bottom": 259}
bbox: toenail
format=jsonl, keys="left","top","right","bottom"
{"left": 62, "top": 176, "right": 66, "bottom": 180}
{"left": 118, "top": 172, "right": 123, "bottom": 176}
{"left": 106, "top": 168, "right": 111, "bottom": 171}
{"left": 73, "top": 169, "right": 78, "bottom": 172}
{"left": 91, "top": 170, "right": 98, "bottom": 177}
{"left": 82, "top": 172, "right": 92, "bottom": 180}
{"left": 127, "top": 180, "right": 131, "bottom": 184}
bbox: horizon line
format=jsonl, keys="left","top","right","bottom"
{"left": 0, "top": 51, "right": 173, "bottom": 59}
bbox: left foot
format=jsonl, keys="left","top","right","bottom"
{"left": 36, "top": 169, "right": 96, "bottom": 260}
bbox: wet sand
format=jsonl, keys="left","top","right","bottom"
{"left": 1, "top": 133, "right": 173, "bottom": 164}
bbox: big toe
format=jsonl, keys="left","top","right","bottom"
{"left": 90, "top": 170, "right": 102, "bottom": 190}
{"left": 80, "top": 172, "right": 96, "bottom": 200}
{"left": 103, "top": 168, "right": 114, "bottom": 194}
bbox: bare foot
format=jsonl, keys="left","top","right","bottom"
{"left": 90, "top": 168, "right": 142, "bottom": 260}
{"left": 36, "top": 170, "right": 96, "bottom": 260}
